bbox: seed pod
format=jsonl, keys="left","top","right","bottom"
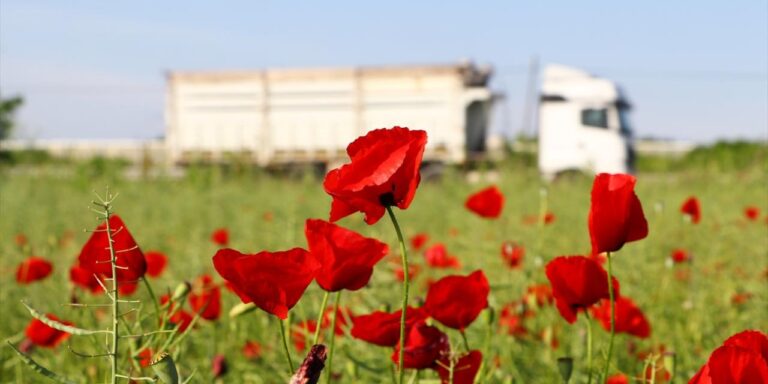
{"left": 150, "top": 352, "right": 179, "bottom": 384}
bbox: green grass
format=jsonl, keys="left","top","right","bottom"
{"left": 0, "top": 163, "right": 766, "bottom": 383}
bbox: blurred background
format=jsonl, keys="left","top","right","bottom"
{"left": 1, "top": 0, "right": 766, "bottom": 176}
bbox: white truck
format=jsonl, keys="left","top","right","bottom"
{"left": 165, "top": 62, "right": 494, "bottom": 167}
{"left": 538, "top": 64, "right": 636, "bottom": 178}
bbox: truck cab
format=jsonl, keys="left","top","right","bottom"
{"left": 538, "top": 65, "right": 635, "bottom": 179}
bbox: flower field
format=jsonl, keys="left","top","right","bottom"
{"left": 1, "top": 132, "right": 766, "bottom": 383}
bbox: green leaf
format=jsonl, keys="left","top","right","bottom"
{"left": 6, "top": 341, "right": 78, "bottom": 384}
{"left": 22, "top": 301, "right": 111, "bottom": 336}
{"left": 150, "top": 352, "right": 179, "bottom": 384}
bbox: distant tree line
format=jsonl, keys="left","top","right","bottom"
{"left": 0, "top": 95, "right": 24, "bottom": 140}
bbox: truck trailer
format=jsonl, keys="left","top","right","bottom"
{"left": 165, "top": 62, "right": 494, "bottom": 167}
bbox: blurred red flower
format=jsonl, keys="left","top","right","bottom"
{"left": 391, "top": 320, "right": 450, "bottom": 369}
{"left": 188, "top": 274, "right": 221, "bottom": 321}
{"left": 15, "top": 257, "right": 53, "bottom": 284}
{"left": 435, "top": 350, "right": 483, "bottom": 384}
{"left": 78, "top": 215, "right": 146, "bottom": 283}
{"left": 144, "top": 250, "right": 168, "bottom": 278}
{"left": 410, "top": 233, "right": 429, "bottom": 250}
{"left": 592, "top": 296, "right": 651, "bottom": 338}
{"left": 543, "top": 212, "right": 556, "bottom": 224}
{"left": 501, "top": 241, "right": 525, "bottom": 269}
{"left": 351, "top": 307, "right": 427, "bottom": 347}
{"left": 160, "top": 294, "right": 193, "bottom": 332}
{"left": 395, "top": 263, "right": 421, "bottom": 282}
{"left": 322, "top": 307, "right": 354, "bottom": 336}
{"left": 242, "top": 340, "right": 262, "bottom": 360}
{"left": 606, "top": 373, "right": 629, "bottom": 384}
{"left": 211, "top": 354, "right": 228, "bottom": 378}
{"left": 305, "top": 219, "right": 389, "bottom": 292}
{"left": 525, "top": 283, "right": 554, "bottom": 307}
{"left": 465, "top": 185, "right": 505, "bottom": 219}
{"left": 545, "top": 256, "right": 611, "bottom": 323}
{"left": 424, "top": 243, "right": 461, "bottom": 269}
{"left": 499, "top": 301, "right": 533, "bottom": 337}
{"left": 25, "top": 314, "right": 71, "bottom": 348}
{"left": 211, "top": 228, "right": 229, "bottom": 246}
{"left": 70, "top": 264, "right": 103, "bottom": 294}
{"left": 323, "top": 127, "right": 427, "bottom": 225}
{"left": 681, "top": 196, "right": 702, "bottom": 224}
{"left": 671, "top": 249, "right": 692, "bottom": 264}
{"left": 588, "top": 173, "right": 648, "bottom": 255}
{"left": 136, "top": 348, "right": 153, "bottom": 367}
{"left": 423, "top": 270, "right": 489, "bottom": 330}
{"left": 689, "top": 330, "right": 768, "bottom": 383}
{"left": 14, "top": 233, "right": 28, "bottom": 247}
{"left": 731, "top": 292, "right": 753, "bottom": 306}
{"left": 292, "top": 320, "right": 318, "bottom": 352}
{"left": 212, "top": 248, "right": 319, "bottom": 319}
{"left": 744, "top": 206, "right": 760, "bottom": 221}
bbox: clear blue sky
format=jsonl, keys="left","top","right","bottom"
{"left": 1, "top": 0, "right": 766, "bottom": 142}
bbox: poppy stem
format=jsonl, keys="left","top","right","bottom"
{"left": 385, "top": 206, "right": 410, "bottom": 384}
{"left": 325, "top": 291, "right": 341, "bottom": 383}
{"left": 602, "top": 252, "right": 616, "bottom": 383}
{"left": 313, "top": 291, "right": 330, "bottom": 346}
{"left": 584, "top": 312, "right": 594, "bottom": 384}
{"left": 278, "top": 317, "right": 295, "bottom": 373}
{"left": 140, "top": 277, "right": 161, "bottom": 324}
{"left": 460, "top": 330, "right": 471, "bottom": 352}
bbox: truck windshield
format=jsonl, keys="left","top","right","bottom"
{"left": 618, "top": 107, "right": 632, "bottom": 136}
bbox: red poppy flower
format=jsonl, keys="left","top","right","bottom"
{"left": 410, "top": 233, "right": 429, "bottom": 250}
{"left": 424, "top": 243, "right": 461, "bottom": 269}
{"left": 545, "top": 256, "right": 611, "bottom": 324}
{"left": 465, "top": 185, "right": 505, "bottom": 219}
{"left": 211, "top": 228, "right": 229, "bottom": 246}
{"left": 160, "top": 294, "right": 193, "bottom": 332}
{"left": 14, "top": 233, "right": 28, "bottom": 247}
{"left": 731, "top": 292, "right": 753, "bottom": 306}
{"left": 322, "top": 307, "right": 354, "bottom": 336}
{"left": 689, "top": 330, "right": 768, "bottom": 384}
{"left": 592, "top": 296, "right": 651, "bottom": 338}
{"left": 188, "top": 274, "right": 221, "bottom": 321}
{"left": 671, "top": 249, "right": 692, "bottom": 264}
{"left": 606, "top": 374, "right": 629, "bottom": 384}
{"left": 588, "top": 173, "right": 648, "bottom": 255}
{"left": 304, "top": 219, "right": 389, "bottom": 292}
{"left": 435, "top": 350, "right": 483, "bottom": 384}
{"left": 25, "top": 314, "right": 72, "bottom": 348}
{"left": 70, "top": 264, "right": 103, "bottom": 294}
{"left": 745, "top": 206, "right": 760, "bottom": 221}
{"left": 681, "top": 196, "right": 702, "bottom": 224}
{"left": 136, "top": 348, "right": 153, "bottom": 367}
{"left": 499, "top": 302, "right": 532, "bottom": 337}
{"left": 211, "top": 354, "right": 228, "bottom": 378}
{"left": 544, "top": 212, "right": 556, "bottom": 224}
{"left": 525, "top": 283, "right": 554, "bottom": 307}
{"left": 501, "top": 241, "right": 525, "bottom": 269}
{"left": 395, "top": 263, "right": 421, "bottom": 282}
{"left": 351, "top": 307, "right": 427, "bottom": 347}
{"left": 119, "top": 281, "right": 139, "bottom": 296}
{"left": 78, "top": 214, "right": 146, "bottom": 282}
{"left": 292, "top": 320, "right": 318, "bottom": 352}
{"left": 242, "top": 340, "right": 262, "bottom": 360}
{"left": 212, "top": 248, "right": 319, "bottom": 319}
{"left": 391, "top": 320, "right": 450, "bottom": 369}
{"left": 15, "top": 257, "right": 53, "bottom": 284}
{"left": 423, "top": 270, "right": 489, "bottom": 330}
{"left": 144, "top": 250, "right": 168, "bottom": 278}
{"left": 323, "top": 127, "right": 427, "bottom": 225}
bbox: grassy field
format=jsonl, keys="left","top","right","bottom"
{"left": 0, "top": 155, "right": 766, "bottom": 383}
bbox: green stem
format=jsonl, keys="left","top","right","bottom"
{"left": 104, "top": 203, "right": 119, "bottom": 384}
{"left": 386, "top": 206, "right": 411, "bottom": 384}
{"left": 141, "top": 277, "right": 161, "bottom": 322}
{"left": 326, "top": 291, "right": 342, "bottom": 383}
{"left": 460, "top": 331, "right": 471, "bottom": 352}
{"left": 602, "top": 252, "right": 616, "bottom": 383}
{"left": 585, "top": 312, "right": 594, "bottom": 384}
{"left": 313, "top": 291, "right": 331, "bottom": 346}
{"left": 278, "top": 317, "right": 295, "bottom": 373}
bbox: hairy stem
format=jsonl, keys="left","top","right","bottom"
{"left": 386, "top": 206, "right": 410, "bottom": 384}
{"left": 103, "top": 199, "right": 119, "bottom": 384}
{"left": 585, "top": 312, "right": 594, "bottom": 384}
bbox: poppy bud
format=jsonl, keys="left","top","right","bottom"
{"left": 557, "top": 357, "right": 573, "bottom": 383}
